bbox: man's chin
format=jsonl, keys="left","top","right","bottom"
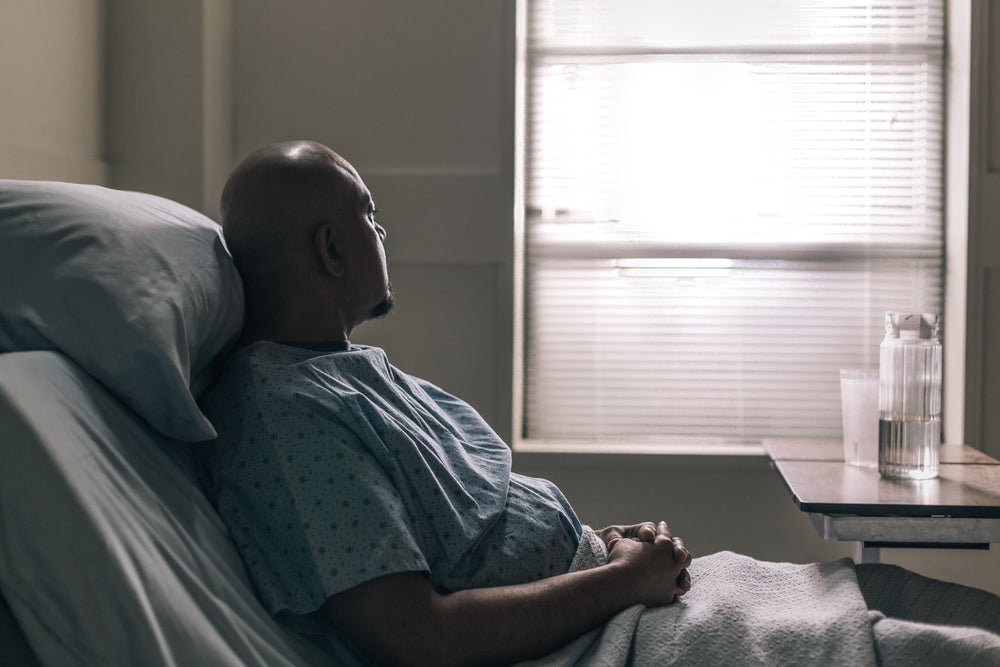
{"left": 369, "top": 291, "right": 395, "bottom": 320}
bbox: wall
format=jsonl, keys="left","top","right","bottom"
{"left": 231, "top": 0, "right": 516, "bottom": 433}
{"left": 106, "top": 0, "right": 232, "bottom": 217}
{"left": 0, "top": 0, "right": 107, "bottom": 184}
{"left": 106, "top": 0, "right": 1000, "bottom": 596}
{"left": 966, "top": 1, "right": 1000, "bottom": 463}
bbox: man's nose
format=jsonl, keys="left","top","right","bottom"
{"left": 376, "top": 223, "right": 387, "bottom": 241}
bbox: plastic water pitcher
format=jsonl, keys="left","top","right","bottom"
{"left": 878, "top": 312, "right": 942, "bottom": 479}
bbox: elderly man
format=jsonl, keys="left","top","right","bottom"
{"left": 198, "top": 140, "right": 691, "bottom": 666}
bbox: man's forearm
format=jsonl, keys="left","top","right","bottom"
{"left": 324, "top": 563, "right": 644, "bottom": 667}
{"left": 322, "top": 529, "right": 689, "bottom": 667}
{"left": 433, "top": 561, "right": 645, "bottom": 666}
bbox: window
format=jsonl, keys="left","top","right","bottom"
{"left": 517, "top": 0, "right": 945, "bottom": 450}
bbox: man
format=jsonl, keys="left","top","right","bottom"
{"left": 198, "top": 140, "right": 692, "bottom": 666}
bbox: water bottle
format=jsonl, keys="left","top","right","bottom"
{"left": 878, "top": 312, "right": 942, "bottom": 479}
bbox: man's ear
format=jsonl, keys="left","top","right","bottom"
{"left": 314, "top": 223, "right": 344, "bottom": 278}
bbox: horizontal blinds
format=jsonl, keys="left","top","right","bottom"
{"left": 522, "top": 0, "right": 945, "bottom": 446}
{"left": 529, "top": 1, "right": 944, "bottom": 50}
{"left": 525, "top": 258, "right": 942, "bottom": 442}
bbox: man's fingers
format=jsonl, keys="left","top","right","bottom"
{"left": 672, "top": 537, "right": 691, "bottom": 566}
{"left": 637, "top": 523, "right": 656, "bottom": 542}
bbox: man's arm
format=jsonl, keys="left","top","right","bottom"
{"left": 320, "top": 524, "right": 690, "bottom": 667}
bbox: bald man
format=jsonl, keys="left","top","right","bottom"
{"left": 197, "top": 141, "right": 691, "bottom": 667}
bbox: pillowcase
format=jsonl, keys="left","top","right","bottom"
{"left": 0, "top": 179, "right": 244, "bottom": 441}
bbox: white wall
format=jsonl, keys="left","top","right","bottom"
{"left": 106, "top": 0, "right": 233, "bottom": 217}
{"left": 13, "top": 0, "right": 995, "bottom": 595}
{"left": 0, "top": 0, "right": 107, "bottom": 184}
{"left": 231, "top": 0, "right": 516, "bottom": 434}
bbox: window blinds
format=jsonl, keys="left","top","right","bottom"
{"left": 521, "top": 0, "right": 945, "bottom": 447}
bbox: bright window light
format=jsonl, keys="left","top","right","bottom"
{"left": 519, "top": 0, "right": 945, "bottom": 449}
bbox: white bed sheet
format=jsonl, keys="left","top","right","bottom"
{"left": 0, "top": 351, "right": 357, "bottom": 666}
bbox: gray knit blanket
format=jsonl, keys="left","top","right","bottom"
{"left": 519, "top": 527, "right": 1000, "bottom": 666}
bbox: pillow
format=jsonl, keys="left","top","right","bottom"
{"left": 0, "top": 179, "right": 243, "bottom": 441}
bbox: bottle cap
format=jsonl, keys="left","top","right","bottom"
{"left": 885, "top": 312, "right": 939, "bottom": 339}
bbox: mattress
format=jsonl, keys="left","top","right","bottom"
{"left": 0, "top": 351, "right": 350, "bottom": 666}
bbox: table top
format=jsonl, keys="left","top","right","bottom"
{"left": 764, "top": 439, "right": 1000, "bottom": 465}
{"left": 765, "top": 440, "right": 1000, "bottom": 518}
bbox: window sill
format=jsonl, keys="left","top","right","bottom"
{"left": 511, "top": 440, "right": 771, "bottom": 472}
{"left": 513, "top": 439, "right": 765, "bottom": 457}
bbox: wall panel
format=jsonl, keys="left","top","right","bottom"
{"left": 233, "top": 0, "right": 506, "bottom": 172}
{"left": 966, "top": 0, "right": 1000, "bottom": 459}
{"left": 232, "top": 0, "right": 515, "bottom": 433}
{"left": 0, "top": 0, "right": 107, "bottom": 183}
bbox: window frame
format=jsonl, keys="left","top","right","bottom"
{"left": 511, "top": 0, "right": 969, "bottom": 454}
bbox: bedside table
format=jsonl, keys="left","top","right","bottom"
{"left": 765, "top": 440, "right": 1000, "bottom": 563}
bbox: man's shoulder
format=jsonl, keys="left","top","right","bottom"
{"left": 200, "top": 344, "right": 374, "bottom": 463}
{"left": 209, "top": 341, "right": 344, "bottom": 393}
{"left": 202, "top": 341, "right": 384, "bottom": 428}
{"left": 200, "top": 343, "right": 316, "bottom": 422}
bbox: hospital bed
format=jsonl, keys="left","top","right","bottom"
{"left": 0, "top": 179, "right": 339, "bottom": 665}
{"left": 2, "top": 178, "right": 1000, "bottom": 666}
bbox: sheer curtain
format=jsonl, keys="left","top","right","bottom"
{"left": 520, "top": 0, "right": 945, "bottom": 447}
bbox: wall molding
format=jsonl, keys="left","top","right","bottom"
{"left": 0, "top": 143, "right": 108, "bottom": 185}
{"left": 964, "top": 0, "right": 1000, "bottom": 457}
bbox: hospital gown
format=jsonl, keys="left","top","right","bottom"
{"left": 197, "top": 341, "right": 582, "bottom": 629}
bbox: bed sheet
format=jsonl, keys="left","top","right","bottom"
{"left": 0, "top": 351, "right": 359, "bottom": 666}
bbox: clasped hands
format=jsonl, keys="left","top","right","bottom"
{"left": 595, "top": 522, "right": 692, "bottom": 605}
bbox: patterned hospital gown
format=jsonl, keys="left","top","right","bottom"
{"left": 197, "top": 341, "right": 582, "bottom": 628}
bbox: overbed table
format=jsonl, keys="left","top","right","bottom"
{"left": 765, "top": 440, "right": 1000, "bottom": 563}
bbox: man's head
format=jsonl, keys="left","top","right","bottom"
{"left": 221, "top": 140, "right": 393, "bottom": 344}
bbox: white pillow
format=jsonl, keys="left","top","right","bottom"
{"left": 0, "top": 179, "right": 243, "bottom": 441}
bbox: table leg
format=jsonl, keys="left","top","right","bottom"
{"left": 856, "top": 542, "right": 880, "bottom": 564}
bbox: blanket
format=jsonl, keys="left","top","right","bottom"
{"left": 522, "top": 527, "right": 1000, "bottom": 667}
{"left": 858, "top": 563, "right": 1000, "bottom": 667}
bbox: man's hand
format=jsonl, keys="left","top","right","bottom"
{"left": 595, "top": 522, "right": 660, "bottom": 548}
{"left": 597, "top": 521, "right": 693, "bottom": 603}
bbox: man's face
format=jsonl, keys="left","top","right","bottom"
{"left": 338, "top": 167, "right": 394, "bottom": 323}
